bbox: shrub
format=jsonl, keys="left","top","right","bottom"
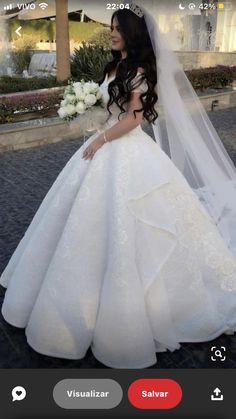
{"left": 8, "top": 19, "right": 102, "bottom": 43}
{"left": 0, "top": 76, "right": 63, "bottom": 94}
{"left": 11, "top": 48, "right": 32, "bottom": 75}
{"left": 12, "top": 34, "right": 36, "bottom": 50}
{"left": 10, "top": 34, "right": 37, "bottom": 75}
{"left": 87, "top": 27, "right": 112, "bottom": 49}
{"left": 186, "top": 66, "right": 236, "bottom": 90}
{"left": 216, "top": 64, "right": 236, "bottom": 80}
{"left": 0, "top": 105, "right": 14, "bottom": 124}
{"left": 9, "top": 19, "right": 56, "bottom": 42}
{"left": 71, "top": 42, "right": 112, "bottom": 82}
{"left": 69, "top": 22, "right": 103, "bottom": 42}
{"left": 0, "top": 90, "right": 62, "bottom": 124}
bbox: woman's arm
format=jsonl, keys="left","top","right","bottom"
{"left": 99, "top": 66, "right": 146, "bottom": 142}
{"left": 82, "top": 68, "right": 145, "bottom": 159}
{"left": 101, "top": 91, "right": 144, "bottom": 142}
{"left": 82, "top": 93, "right": 144, "bottom": 160}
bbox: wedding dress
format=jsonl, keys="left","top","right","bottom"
{"left": 1, "top": 72, "right": 236, "bottom": 369}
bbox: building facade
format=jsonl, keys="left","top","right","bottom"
{"left": 151, "top": 0, "right": 236, "bottom": 52}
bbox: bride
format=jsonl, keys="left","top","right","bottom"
{"left": 1, "top": 4, "right": 236, "bottom": 369}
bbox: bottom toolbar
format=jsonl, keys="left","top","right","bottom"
{"left": 0, "top": 369, "right": 234, "bottom": 419}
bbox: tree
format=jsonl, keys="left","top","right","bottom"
{"left": 56, "top": 0, "right": 71, "bottom": 82}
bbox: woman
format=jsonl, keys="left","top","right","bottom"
{"left": 1, "top": 6, "right": 236, "bottom": 369}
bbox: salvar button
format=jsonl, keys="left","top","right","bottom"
{"left": 53, "top": 379, "right": 123, "bottom": 409}
{"left": 128, "top": 378, "right": 182, "bottom": 409}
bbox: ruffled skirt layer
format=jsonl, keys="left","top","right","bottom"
{"left": 1, "top": 125, "right": 236, "bottom": 368}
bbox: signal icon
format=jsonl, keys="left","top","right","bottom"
{"left": 39, "top": 2, "right": 48, "bottom": 10}
{"left": 4, "top": 4, "right": 14, "bottom": 10}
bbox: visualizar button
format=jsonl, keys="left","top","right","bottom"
{"left": 128, "top": 379, "right": 182, "bottom": 410}
{"left": 53, "top": 379, "right": 123, "bottom": 409}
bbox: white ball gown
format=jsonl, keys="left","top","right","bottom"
{"left": 1, "top": 72, "right": 236, "bottom": 369}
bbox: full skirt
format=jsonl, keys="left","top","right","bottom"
{"left": 1, "top": 125, "right": 236, "bottom": 368}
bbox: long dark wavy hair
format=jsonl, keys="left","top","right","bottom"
{"left": 99, "top": 8, "right": 158, "bottom": 123}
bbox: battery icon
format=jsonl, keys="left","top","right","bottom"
{"left": 218, "top": 2, "right": 232, "bottom": 10}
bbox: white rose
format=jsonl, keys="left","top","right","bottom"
{"left": 84, "top": 94, "right": 97, "bottom": 107}
{"left": 73, "top": 82, "right": 82, "bottom": 88}
{"left": 89, "top": 82, "right": 99, "bottom": 91}
{"left": 78, "top": 92, "right": 86, "bottom": 101}
{"left": 83, "top": 82, "right": 98, "bottom": 93}
{"left": 58, "top": 107, "right": 67, "bottom": 119}
{"left": 76, "top": 101, "right": 86, "bottom": 114}
{"left": 60, "top": 99, "right": 67, "bottom": 107}
{"left": 65, "top": 94, "right": 76, "bottom": 103}
{"left": 74, "top": 87, "right": 86, "bottom": 101}
{"left": 65, "top": 104, "right": 76, "bottom": 115}
{"left": 83, "top": 85, "right": 91, "bottom": 95}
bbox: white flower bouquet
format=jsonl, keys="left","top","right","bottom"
{"left": 58, "top": 80, "right": 108, "bottom": 134}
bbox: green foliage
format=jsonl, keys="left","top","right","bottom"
{"left": 0, "top": 105, "right": 14, "bottom": 124}
{"left": 87, "top": 27, "right": 112, "bottom": 49}
{"left": 10, "top": 48, "right": 32, "bottom": 74}
{"left": 69, "top": 22, "right": 103, "bottom": 42}
{"left": 13, "top": 34, "right": 37, "bottom": 50}
{"left": 71, "top": 43, "right": 112, "bottom": 82}
{"left": 10, "top": 34, "right": 37, "bottom": 75}
{"left": 0, "top": 76, "right": 63, "bottom": 94}
{"left": 186, "top": 66, "right": 236, "bottom": 90}
{"left": 8, "top": 19, "right": 102, "bottom": 43}
{"left": 9, "top": 19, "right": 56, "bottom": 42}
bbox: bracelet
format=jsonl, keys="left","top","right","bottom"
{"left": 103, "top": 130, "right": 108, "bottom": 143}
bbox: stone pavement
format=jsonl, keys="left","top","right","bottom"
{"left": 0, "top": 107, "right": 236, "bottom": 369}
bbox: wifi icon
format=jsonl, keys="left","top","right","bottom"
{"left": 39, "top": 2, "right": 48, "bottom": 10}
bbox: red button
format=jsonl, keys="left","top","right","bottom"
{"left": 128, "top": 378, "right": 182, "bottom": 410}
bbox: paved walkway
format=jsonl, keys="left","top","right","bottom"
{"left": 0, "top": 107, "right": 236, "bottom": 368}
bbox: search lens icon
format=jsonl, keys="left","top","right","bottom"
{"left": 211, "top": 346, "right": 226, "bottom": 362}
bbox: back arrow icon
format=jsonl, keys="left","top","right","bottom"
{"left": 15, "top": 26, "right": 22, "bottom": 37}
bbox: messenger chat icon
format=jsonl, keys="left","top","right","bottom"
{"left": 12, "top": 386, "right": 26, "bottom": 402}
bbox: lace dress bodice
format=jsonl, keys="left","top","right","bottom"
{"left": 99, "top": 72, "right": 148, "bottom": 127}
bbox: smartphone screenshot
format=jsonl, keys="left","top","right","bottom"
{"left": 0, "top": 0, "right": 236, "bottom": 418}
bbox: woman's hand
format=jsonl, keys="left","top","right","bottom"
{"left": 82, "top": 135, "right": 104, "bottom": 160}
